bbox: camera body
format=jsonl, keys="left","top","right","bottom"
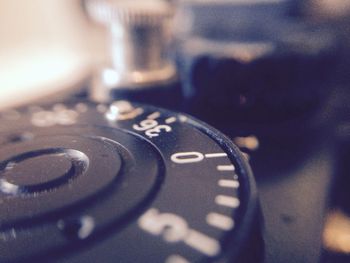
{"left": 0, "top": 1, "right": 350, "bottom": 262}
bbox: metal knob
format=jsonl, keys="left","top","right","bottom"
{"left": 86, "top": 0, "right": 176, "bottom": 97}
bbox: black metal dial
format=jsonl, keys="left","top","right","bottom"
{"left": 0, "top": 101, "right": 260, "bottom": 263}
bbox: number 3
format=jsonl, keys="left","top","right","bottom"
{"left": 145, "top": 125, "right": 172, "bottom": 138}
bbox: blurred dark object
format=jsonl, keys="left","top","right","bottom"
{"left": 174, "top": 0, "right": 340, "bottom": 136}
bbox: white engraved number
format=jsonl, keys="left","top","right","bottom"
{"left": 171, "top": 152, "right": 204, "bottom": 164}
{"left": 132, "top": 119, "right": 158, "bottom": 131}
{"left": 133, "top": 119, "right": 172, "bottom": 138}
{"left": 145, "top": 125, "right": 172, "bottom": 138}
{"left": 138, "top": 209, "right": 189, "bottom": 243}
{"left": 139, "top": 209, "right": 221, "bottom": 257}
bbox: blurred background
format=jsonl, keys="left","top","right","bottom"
{"left": 0, "top": 0, "right": 106, "bottom": 109}
{"left": 0, "top": 0, "right": 349, "bottom": 110}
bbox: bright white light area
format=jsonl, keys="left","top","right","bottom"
{"left": 0, "top": 0, "right": 106, "bottom": 110}
{"left": 0, "top": 48, "right": 88, "bottom": 110}
{"left": 102, "top": 68, "right": 121, "bottom": 86}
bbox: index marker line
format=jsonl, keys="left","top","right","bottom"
{"left": 217, "top": 165, "right": 235, "bottom": 171}
{"left": 165, "top": 117, "right": 177, "bottom": 124}
{"left": 205, "top": 153, "right": 227, "bottom": 158}
{"left": 184, "top": 229, "right": 221, "bottom": 256}
{"left": 218, "top": 179, "right": 239, "bottom": 188}
{"left": 206, "top": 213, "right": 234, "bottom": 231}
{"left": 215, "top": 195, "right": 240, "bottom": 208}
{"left": 147, "top": 111, "right": 160, "bottom": 119}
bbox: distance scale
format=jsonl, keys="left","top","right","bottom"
{"left": 0, "top": 101, "right": 260, "bottom": 262}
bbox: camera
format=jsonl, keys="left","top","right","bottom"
{"left": 0, "top": 1, "right": 349, "bottom": 262}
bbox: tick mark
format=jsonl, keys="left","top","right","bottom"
{"left": 205, "top": 153, "right": 227, "bottom": 158}
{"left": 217, "top": 165, "right": 235, "bottom": 171}
{"left": 165, "top": 117, "right": 177, "bottom": 124}
{"left": 206, "top": 213, "right": 234, "bottom": 230}
{"left": 215, "top": 195, "right": 240, "bottom": 208}
{"left": 218, "top": 179, "right": 239, "bottom": 188}
{"left": 184, "top": 229, "right": 220, "bottom": 256}
{"left": 147, "top": 112, "right": 161, "bottom": 120}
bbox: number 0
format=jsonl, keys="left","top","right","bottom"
{"left": 171, "top": 152, "right": 204, "bottom": 164}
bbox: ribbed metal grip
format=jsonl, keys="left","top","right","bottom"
{"left": 85, "top": 0, "right": 176, "bottom": 99}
